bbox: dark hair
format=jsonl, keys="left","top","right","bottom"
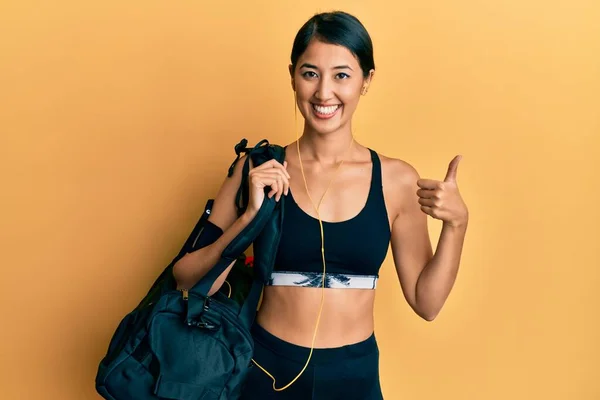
{"left": 290, "top": 11, "right": 375, "bottom": 78}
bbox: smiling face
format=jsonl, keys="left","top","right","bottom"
{"left": 290, "top": 39, "right": 374, "bottom": 136}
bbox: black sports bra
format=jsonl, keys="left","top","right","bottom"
{"left": 268, "top": 149, "right": 391, "bottom": 289}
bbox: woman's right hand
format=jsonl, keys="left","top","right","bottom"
{"left": 245, "top": 159, "right": 290, "bottom": 217}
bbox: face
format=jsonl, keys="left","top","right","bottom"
{"left": 290, "top": 39, "right": 374, "bottom": 136}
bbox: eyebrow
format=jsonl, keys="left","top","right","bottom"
{"left": 299, "top": 63, "right": 354, "bottom": 71}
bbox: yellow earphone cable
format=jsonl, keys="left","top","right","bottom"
{"left": 250, "top": 94, "right": 354, "bottom": 391}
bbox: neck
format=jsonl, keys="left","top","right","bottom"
{"left": 298, "top": 123, "right": 354, "bottom": 164}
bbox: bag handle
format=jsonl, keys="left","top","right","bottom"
{"left": 233, "top": 139, "right": 271, "bottom": 217}
{"left": 185, "top": 139, "right": 283, "bottom": 320}
{"left": 188, "top": 190, "right": 276, "bottom": 299}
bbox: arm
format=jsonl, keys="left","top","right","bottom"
{"left": 389, "top": 158, "right": 468, "bottom": 321}
{"left": 173, "top": 155, "right": 252, "bottom": 295}
{"left": 173, "top": 154, "right": 290, "bottom": 295}
{"left": 414, "top": 222, "right": 467, "bottom": 321}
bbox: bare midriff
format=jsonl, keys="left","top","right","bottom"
{"left": 255, "top": 285, "right": 376, "bottom": 348}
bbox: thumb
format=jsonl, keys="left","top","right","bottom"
{"left": 444, "top": 155, "right": 462, "bottom": 182}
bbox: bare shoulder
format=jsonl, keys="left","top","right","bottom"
{"left": 208, "top": 153, "right": 249, "bottom": 231}
{"left": 376, "top": 152, "right": 420, "bottom": 189}
{"left": 374, "top": 151, "right": 421, "bottom": 220}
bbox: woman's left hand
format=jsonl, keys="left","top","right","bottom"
{"left": 416, "top": 155, "right": 469, "bottom": 228}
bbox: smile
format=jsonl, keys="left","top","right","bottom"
{"left": 311, "top": 103, "right": 342, "bottom": 119}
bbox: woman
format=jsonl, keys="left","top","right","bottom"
{"left": 173, "top": 11, "right": 468, "bottom": 399}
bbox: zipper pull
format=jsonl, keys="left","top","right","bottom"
{"left": 181, "top": 289, "right": 189, "bottom": 301}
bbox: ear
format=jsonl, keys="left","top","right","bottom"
{"left": 363, "top": 69, "right": 375, "bottom": 89}
{"left": 289, "top": 64, "right": 295, "bottom": 91}
{"left": 361, "top": 69, "right": 375, "bottom": 95}
{"left": 366, "top": 69, "right": 375, "bottom": 85}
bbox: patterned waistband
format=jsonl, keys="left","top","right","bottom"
{"left": 266, "top": 271, "right": 378, "bottom": 290}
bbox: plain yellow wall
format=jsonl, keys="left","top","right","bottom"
{"left": 1, "top": 1, "right": 599, "bottom": 399}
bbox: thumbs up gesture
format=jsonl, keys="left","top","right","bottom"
{"left": 417, "top": 155, "right": 469, "bottom": 228}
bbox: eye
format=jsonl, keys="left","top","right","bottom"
{"left": 302, "top": 71, "right": 318, "bottom": 78}
{"left": 336, "top": 72, "right": 350, "bottom": 79}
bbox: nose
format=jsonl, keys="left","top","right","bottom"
{"left": 315, "top": 76, "right": 334, "bottom": 101}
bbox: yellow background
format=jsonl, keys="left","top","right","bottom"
{"left": 1, "top": 1, "right": 599, "bottom": 399}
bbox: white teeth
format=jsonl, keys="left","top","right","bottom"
{"left": 313, "top": 104, "right": 340, "bottom": 115}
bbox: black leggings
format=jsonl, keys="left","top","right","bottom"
{"left": 240, "top": 323, "right": 384, "bottom": 399}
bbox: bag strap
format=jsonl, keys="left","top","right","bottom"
{"left": 188, "top": 191, "right": 277, "bottom": 298}
{"left": 232, "top": 139, "right": 271, "bottom": 217}
{"left": 187, "top": 139, "right": 284, "bottom": 299}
